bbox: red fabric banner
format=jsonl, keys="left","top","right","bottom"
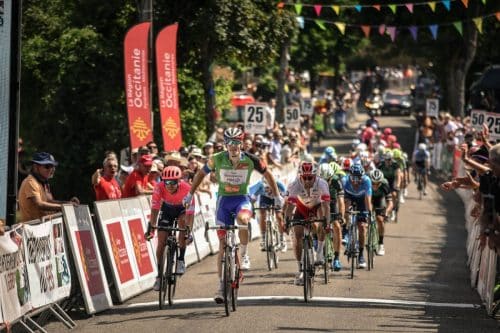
{"left": 156, "top": 23, "right": 182, "bottom": 151}
{"left": 124, "top": 22, "right": 152, "bottom": 150}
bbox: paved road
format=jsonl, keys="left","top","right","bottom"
{"left": 44, "top": 114, "right": 499, "bottom": 333}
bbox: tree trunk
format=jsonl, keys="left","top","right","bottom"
{"left": 201, "top": 39, "right": 216, "bottom": 135}
{"left": 276, "top": 37, "right": 291, "bottom": 123}
{"left": 445, "top": 8, "right": 479, "bottom": 117}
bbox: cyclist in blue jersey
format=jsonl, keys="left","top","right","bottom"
{"left": 412, "top": 143, "right": 431, "bottom": 195}
{"left": 249, "top": 177, "right": 288, "bottom": 252}
{"left": 342, "top": 163, "right": 373, "bottom": 268}
{"left": 318, "top": 146, "right": 337, "bottom": 164}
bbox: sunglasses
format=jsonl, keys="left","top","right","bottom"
{"left": 148, "top": 145, "right": 157, "bottom": 149}
{"left": 42, "top": 164, "right": 55, "bottom": 170}
{"left": 350, "top": 176, "right": 361, "bottom": 182}
{"left": 226, "top": 140, "right": 242, "bottom": 146}
{"left": 164, "top": 180, "right": 178, "bottom": 186}
{"left": 302, "top": 175, "right": 315, "bottom": 181}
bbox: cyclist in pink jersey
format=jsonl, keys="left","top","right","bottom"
{"left": 146, "top": 166, "right": 195, "bottom": 291}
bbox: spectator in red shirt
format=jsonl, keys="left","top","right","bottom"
{"left": 122, "top": 154, "right": 154, "bottom": 197}
{"left": 93, "top": 156, "right": 122, "bottom": 201}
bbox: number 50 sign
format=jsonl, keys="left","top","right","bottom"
{"left": 285, "top": 106, "right": 301, "bottom": 129}
{"left": 471, "top": 109, "right": 500, "bottom": 140}
{"left": 244, "top": 104, "right": 267, "bottom": 134}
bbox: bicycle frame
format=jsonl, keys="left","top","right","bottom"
{"left": 346, "top": 207, "right": 361, "bottom": 279}
{"left": 255, "top": 206, "right": 280, "bottom": 271}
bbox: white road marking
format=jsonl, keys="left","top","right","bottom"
{"left": 124, "top": 296, "right": 481, "bottom": 309}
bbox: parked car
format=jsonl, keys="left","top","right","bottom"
{"left": 382, "top": 90, "right": 413, "bottom": 115}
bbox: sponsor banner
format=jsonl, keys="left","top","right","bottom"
{"left": 137, "top": 195, "right": 157, "bottom": 266}
{"left": 0, "top": 0, "right": 12, "bottom": 220}
{"left": 0, "top": 225, "right": 31, "bottom": 322}
{"left": 156, "top": 23, "right": 182, "bottom": 151}
{"left": 124, "top": 22, "right": 153, "bottom": 149}
{"left": 23, "top": 218, "right": 70, "bottom": 308}
{"left": 193, "top": 193, "right": 215, "bottom": 260}
{"left": 62, "top": 205, "right": 112, "bottom": 314}
{"left": 284, "top": 106, "right": 301, "bottom": 129}
{"left": 425, "top": 98, "right": 439, "bottom": 118}
{"left": 244, "top": 104, "right": 267, "bottom": 135}
{"left": 94, "top": 200, "right": 142, "bottom": 302}
{"left": 470, "top": 109, "right": 500, "bottom": 140}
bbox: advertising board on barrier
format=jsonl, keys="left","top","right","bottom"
{"left": 23, "top": 218, "right": 71, "bottom": 308}
{"left": 0, "top": 225, "right": 31, "bottom": 323}
{"left": 62, "top": 205, "right": 112, "bottom": 314}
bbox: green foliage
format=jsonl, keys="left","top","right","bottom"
{"left": 178, "top": 67, "right": 207, "bottom": 146}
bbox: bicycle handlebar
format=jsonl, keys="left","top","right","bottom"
{"left": 151, "top": 225, "right": 188, "bottom": 233}
{"left": 254, "top": 206, "right": 281, "bottom": 211}
{"left": 205, "top": 223, "right": 249, "bottom": 231}
{"left": 287, "top": 217, "right": 326, "bottom": 227}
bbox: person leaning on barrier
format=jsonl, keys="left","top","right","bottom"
{"left": 92, "top": 155, "right": 122, "bottom": 201}
{"left": 18, "top": 152, "right": 80, "bottom": 223}
{"left": 0, "top": 218, "right": 5, "bottom": 236}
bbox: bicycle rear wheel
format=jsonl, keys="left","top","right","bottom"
{"left": 323, "top": 233, "right": 333, "bottom": 284}
{"left": 302, "top": 239, "right": 309, "bottom": 302}
{"left": 231, "top": 262, "right": 239, "bottom": 311}
{"left": 167, "top": 245, "right": 177, "bottom": 306}
{"left": 367, "top": 223, "right": 377, "bottom": 271}
{"left": 158, "top": 247, "right": 168, "bottom": 310}
{"left": 350, "top": 226, "right": 358, "bottom": 279}
{"left": 223, "top": 248, "right": 231, "bottom": 316}
{"left": 273, "top": 228, "right": 280, "bottom": 269}
{"left": 266, "top": 222, "right": 274, "bottom": 271}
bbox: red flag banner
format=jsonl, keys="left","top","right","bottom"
{"left": 156, "top": 23, "right": 182, "bottom": 151}
{"left": 124, "top": 22, "right": 152, "bottom": 150}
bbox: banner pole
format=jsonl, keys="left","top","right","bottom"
{"left": 6, "top": 0, "right": 23, "bottom": 226}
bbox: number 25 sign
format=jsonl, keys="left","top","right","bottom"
{"left": 244, "top": 104, "right": 267, "bottom": 134}
{"left": 471, "top": 109, "right": 500, "bottom": 139}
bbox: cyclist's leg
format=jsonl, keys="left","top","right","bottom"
{"left": 214, "top": 197, "right": 232, "bottom": 300}
{"left": 313, "top": 204, "right": 326, "bottom": 264}
{"left": 375, "top": 208, "right": 385, "bottom": 255}
{"left": 235, "top": 196, "right": 253, "bottom": 269}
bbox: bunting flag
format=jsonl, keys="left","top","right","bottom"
{"left": 389, "top": 5, "right": 397, "bottom": 14}
{"left": 496, "top": 12, "right": 500, "bottom": 21}
{"left": 406, "top": 4, "right": 414, "bottom": 13}
{"left": 429, "top": 24, "right": 439, "bottom": 39}
{"left": 296, "top": 16, "right": 305, "bottom": 29}
{"left": 460, "top": 0, "right": 469, "bottom": 8}
{"left": 277, "top": 2, "right": 285, "bottom": 9}
{"left": 428, "top": 2, "right": 437, "bottom": 11}
{"left": 332, "top": 5, "right": 340, "bottom": 15}
{"left": 354, "top": 5, "right": 362, "bottom": 12}
{"left": 453, "top": 21, "right": 463, "bottom": 35}
{"left": 373, "top": 5, "right": 381, "bottom": 11}
{"left": 386, "top": 26, "right": 397, "bottom": 42}
{"left": 361, "top": 25, "right": 371, "bottom": 38}
{"left": 442, "top": 0, "right": 451, "bottom": 11}
{"left": 409, "top": 26, "right": 418, "bottom": 41}
{"left": 378, "top": 24, "right": 386, "bottom": 35}
{"left": 156, "top": 23, "right": 183, "bottom": 150}
{"left": 334, "top": 22, "right": 346, "bottom": 35}
{"left": 294, "top": 4, "right": 302, "bottom": 15}
{"left": 315, "top": 19, "right": 326, "bottom": 30}
{"left": 314, "top": 5, "right": 322, "bottom": 16}
{"left": 473, "top": 17, "right": 483, "bottom": 33}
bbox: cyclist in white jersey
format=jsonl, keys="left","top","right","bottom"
{"left": 284, "top": 161, "right": 331, "bottom": 285}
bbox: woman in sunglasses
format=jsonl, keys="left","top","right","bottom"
{"left": 146, "top": 166, "right": 195, "bottom": 291}
{"left": 284, "top": 161, "right": 331, "bottom": 285}
{"left": 342, "top": 163, "right": 373, "bottom": 269}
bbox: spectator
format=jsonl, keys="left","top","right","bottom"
{"left": 119, "top": 165, "right": 133, "bottom": 189}
{"left": 269, "top": 129, "right": 283, "bottom": 168}
{"left": 18, "top": 152, "right": 79, "bottom": 222}
{"left": 93, "top": 156, "right": 122, "bottom": 201}
{"left": 148, "top": 162, "right": 162, "bottom": 188}
{"left": 202, "top": 142, "right": 215, "bottom": 159}
{"left": 214, "top": 141, "right": 225, "bottom": 153}
{"left": 17, "top": 138, "right": 30, "bottom": 189}
{"left": 146, "top": 141, "right": 159, "bottom": 157}
{"left": 122, "top": 154, "right": 154, "bottom": 197}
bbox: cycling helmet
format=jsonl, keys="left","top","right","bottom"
{"left": 329, "top": 162, "right": 343, "bottom": 175}
{"left": 318, "top": 163, "right": 334, "bottom": 180}
{"left": 392, "top": 149, "right": 402, "bottom": 160}
{"left": 342, "top": 158, "right": 352, "bottom": 171}
{"left": 370, "top": 169, "right": 384, "bottom": 183}
{"left": 418, "top": 143, "right": 426, "bottom": 151}
{"left": 377, "top": 145, "right": 386, "bottom": 155}
{"left": 384, "top": 151, "right": 393, "bottom": 161}
{"left": 224, "top": 127, "right": 244, "bottom": 143}
{"left": 383, "top": 128, "right": 392, "bottom": 135}
{"left": 324, "top": 146, "right": 336, "bottom": 156}
{"left": 392, "top": 142, "right": 401, "bottom": 149}
{"left": 350, "top": 163, "right": 365, "bottom": 177}
{"left": 162, "top": 166, "right": 182, "bottom": 180}
{"left": 356, "top": 143, "right": 368, "bottom": 153}
{"left": 299, "top": 161, "right": 317, "bottom": 175}
{"left": 352, "top": 138, "right": 361, "bottom": 147}
{"left": 387, "top": 134, "right": 397, "bottom": 143}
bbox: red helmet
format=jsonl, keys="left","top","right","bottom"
{"left": 299, "top": 161, "right": 317, "bottom": 175}
{"left": 342, "top": 158, "right": 352, "bottom": 171}
{"left": 383, "top": 128, "right": 392, "bottom": 135}
{"left": 162, "top": 166, "right": 182, "bottom": 180}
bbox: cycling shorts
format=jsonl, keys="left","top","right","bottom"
{"left": 374, "top": 207, "right": 386, "bottom": 217}
{"left": 344, "top": 195, "right": 368, "bottom": 222}
{"left": 259, "top": 195, "right": 280, "bottom": 211}
{"left": 293, "top": 201, "right": 321, "bottom": 221}
{"left": 415, "top": 161, "right": 426, "bottom": 174}
{"left": 159, "top": 203, "right": 185, "bottom": 227}
{"left": 216, "top": 195, "right": 252, "bottom": 238}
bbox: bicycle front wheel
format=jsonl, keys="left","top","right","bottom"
{"left": 167, "top": 245, "right": 177, "bottom": 306}
{"left": 223, "top": 247, "right": 231, "bottom": 316}
{"left": 266, "top": 222, "right": 274, "bottom": 271}
{"left": 231, "top": 263, "right": 239, "bottom": 312}
{"left": 323, "top": 234, "right": 333, "bottom": 284}
{"left": 367, "top": 223, "right": 376, "bottom": 271}
{"left": 350, "top": 225, "right": 358, "bottom": 279}
{"left": 158, "top": 246, "right": 168, "bottom": 310}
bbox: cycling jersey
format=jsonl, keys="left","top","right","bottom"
{"left": 342, "top": 175, "right": 372, "bottom": 214}
{"left": 372, "top": 179, "right": 392, "bottom": 209}
{"left": 287, "top": 177, "right": 330, "bottom": 219}
{"left": 151, "top": 181, "right": 195, "bottom": 224}
{"left": 326, "top": 175, "right": 344, "bottom": 215}
{"left": 378, "top": 162, "right": 400, "bottom": 188}
{"left": 248, "top": 179, "right": 286, "bottom": 198}
{"left": 413, "top": 150, "right": 430, "bottom": 163}
{"left": 212, "top": 151, "right": 267, "bottom": 196}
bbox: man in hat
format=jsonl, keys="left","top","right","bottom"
{"left": 122, "top": 154, "right": 154, "bottom": 198}
{"left": 18, "top": 152, "right": 80, "bottom": 222}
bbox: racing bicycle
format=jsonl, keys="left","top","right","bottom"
{"left": 366, "top": 214, "right": 378, "bottom": 271}
{"left": 255, "top": 206, "right": 280, "bottom": 271}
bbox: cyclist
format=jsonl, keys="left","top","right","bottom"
{"left": 285, "top": 161, "right": 331, "bottom": 285}
{"left": 147, "top": 166, "right": 195, "bottom": 291}
{"left": 318, "top": 146, "right": 338, "bottom": 164}
{"left": 318, "top": 163, "right": 345, "bottom": 271}
{"left": 342, "top": 163, "right": 372, "bottom": 268}
{"left": 392, "top": 149, "right": 407, "bottom": 204}
{"left": 412, "top": 143, "right": 431, "bottom": 195}
{"left": 378, "top": 150, "right": 401, "bottom": 221}
{"left": 369, "top": 169, "right": 393, "bottom": 256}
{"left": 249, "top": 177, "right": 288, "bottom": 252}
{"left": 183, "top": 127, "right": 282, "bottom": 303}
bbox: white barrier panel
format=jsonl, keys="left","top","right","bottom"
{"left": 94, "top": 200, "right": 143, "bottom": 302}
{"left": 485, "top": 250, "right": 498, "bottom": 315}
{"left": 193, "top": 193, "right": 212, "bottom": 261}
{"left": 62, "top": 205, "right": 112, "bottom": 314}
{"left": 0, "top": 225, "right": 31, "bottom": 322}
{"left": 477, "top": 247, "right": 491, "bottom": 300}
{"left": 118, "top": 198, "right": 157, "bottom": 291}
{"left": 23, "top": 218, "right": 71, "bottom": 308}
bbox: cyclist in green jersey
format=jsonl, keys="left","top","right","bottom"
{"left": 318, "top": 163, "right": 345, "bottom": 271}
{"left": 392, "top": 149, "right": 407, "bottom": 204}
{"left": 184, "top": 127, "right": 283, "bottom": 303}
{"left": 377, "top": 151, "right": 401, "bottom": 221}
{"left": 369, "top": 169, "right": 393, "bottom": 256}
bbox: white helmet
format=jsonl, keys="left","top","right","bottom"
{"left": 418, "top": 143, "right": 426, "bottom": 151}
{"left": 356, "top": 143, "right": 368, "bottom": 152}
{"left": 318, "top": 163, "right": 334, "bottom": 180}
